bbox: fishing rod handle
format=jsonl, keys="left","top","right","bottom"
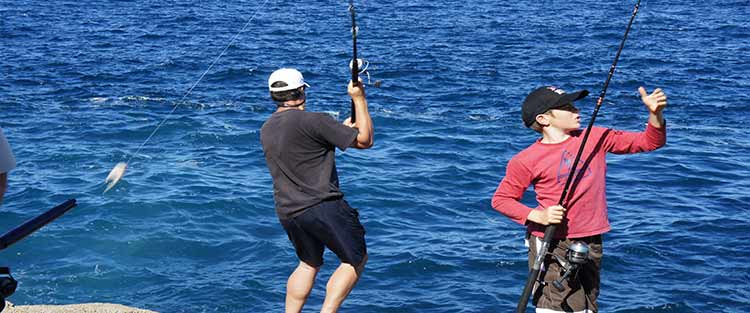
{"left": 351, "top": 100, "right": 357, "bottom": 123}
{"left": 516, "top": 269, "right": 538, "bottom": 312}
{"left": 515, "top": 225, "right": 557, "bottom": 312}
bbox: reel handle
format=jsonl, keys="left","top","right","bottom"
{"left": 551, "top": 264, "right": 577, "bottom": 292}
{"left": 552, "top": 278, "right": 566, "bottom": 292}
{"left": 0, "top": 266, "right": 17, "bottom": 308}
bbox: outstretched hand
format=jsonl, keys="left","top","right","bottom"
{"left": 639, "top": 87, "right": 667, "bottom": 114}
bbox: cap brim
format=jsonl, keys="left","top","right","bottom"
{"left": 552, "top": 90, "right": 589, "bottom": 108}
{"left": 269, "top": 82, "right": 310, "bottom": 92}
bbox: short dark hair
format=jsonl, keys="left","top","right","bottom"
{"left": 270, "top": 81, "right": 305, "bottom": 102}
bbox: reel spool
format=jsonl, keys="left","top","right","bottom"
{"left": 567, "top": 241, "right": 590, "bottom": 265}
{"left": 349, "top": 58, "right": 381, "bottom": 87}
{"left": 551, "top": 241, "right": 590, "bottom": 292}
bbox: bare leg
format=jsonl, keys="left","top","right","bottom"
{"left": 286, "top": 261, "right": 320, "bottom": 313}
{"left": 320, "top": 254, "right": 368, "bottom": 313}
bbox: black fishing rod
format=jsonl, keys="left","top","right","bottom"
{"left": 0, "top": 199, "right": 77, "bottom": 250}
{"left": 515, "top": 1, "right": 641, "bottom": 312}
{"left": 0, "top": 199, "right": 77, "bottom": 310}
{"left": 349, "top": 0, "right": 359, "bottom": 123}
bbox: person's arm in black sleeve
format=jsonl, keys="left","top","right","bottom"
{"left": 312, "top": 113, "right": 359, "bottom": 151}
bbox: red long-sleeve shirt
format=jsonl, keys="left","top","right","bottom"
{"left": 492, "top": 124, "right": 666, "bottom": 239}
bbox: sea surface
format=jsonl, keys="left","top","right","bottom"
{"left": 1, "top": 1, "right": 749, "bottom": 312}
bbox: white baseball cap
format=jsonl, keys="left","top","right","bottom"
{"left": 268, "top": 68, "right": 310, "bottom": 92}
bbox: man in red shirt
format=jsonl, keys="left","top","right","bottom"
{"left": 492, "top": 86, "right": 667, "bottom": 312}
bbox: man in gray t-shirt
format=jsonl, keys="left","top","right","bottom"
{"left": 0, "top": 127, "right": 16, "bottom": 205}
{"left": 260, "top": 68, "right": 373, "bottom": 313}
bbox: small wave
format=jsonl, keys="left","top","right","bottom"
{"left": 614, "top": 302, "right": 696, "bottom": 312}
{"left": 121, "top": 95, "right": 167, "bottom": 102}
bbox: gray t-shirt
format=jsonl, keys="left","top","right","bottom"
{"left": 0, "top": 128, "right": 16, "bottom": 173}
{"left": 260, "top": 110, "right": 358, "bottom": 218}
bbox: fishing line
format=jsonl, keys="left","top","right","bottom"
{"left": 128, "top": 0, "right": 270, "bottom": 162}
{"left": 105, "top": 0, "right": 271, "bottom": 192}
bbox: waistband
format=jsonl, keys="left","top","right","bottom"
{"left": 279, "top": 196, "right": 344, "bottom": 220}
{"left": 528, "top": 232, "right": 603, "bottom": 244}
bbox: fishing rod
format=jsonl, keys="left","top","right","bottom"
{"left": 349, "top": 0, "right": 359, "bottom": 123}
{"left": 0, "top": 199, "right": 77, "bottom": 310}
{"left": 0, "top": 199, "right": 77, "bottom": 250}
{"left": 347, "top": 1, "right": 380, "bottom": 122}
{"left": 515, "top": 1, "right": 642, "bottom": 312}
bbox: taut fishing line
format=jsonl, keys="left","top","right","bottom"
{"left": 104, "top": 0, "right": 271, "bottom": 193}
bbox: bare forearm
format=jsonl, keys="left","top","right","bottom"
{"left": 648, "top": 110, "right": 665, "bottom": 128}
{"left": 526, "top": 210, "right": 543, "bottom": 224}
{"left": 353, "top": 97, "right": 374, "bottom": 148}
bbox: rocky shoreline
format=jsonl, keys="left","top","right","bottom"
{"left": 3, "top": 302, "right": 157, "bottom": 313}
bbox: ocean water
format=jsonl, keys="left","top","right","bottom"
{"left": 1, "top": 0, "right": 749, "bottom": 312}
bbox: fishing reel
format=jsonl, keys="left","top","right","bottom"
{"left": 549, "top": 241, "right": 590, "bottom": 292}
{"left": 349, "top": 58, "right": 381, "bottom": 88}
{"left": 0, "top": 267, "right": 18, "bottom": 311}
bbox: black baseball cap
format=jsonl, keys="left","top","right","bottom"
{"left": 521, "top": 86, "right": 589, "bottom": 127}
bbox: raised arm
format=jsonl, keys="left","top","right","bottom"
{"left": 603, "top": 87, "right": 668, "bottom": 154}
{"left": 344, "top": 79, "right": 374, "bottom": 149}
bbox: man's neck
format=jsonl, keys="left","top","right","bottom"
{"left": 276, "top": 106, "right": 305, "bottom": 113}
{"left": 275, "top": 98, "right": 306, "bottom": 112}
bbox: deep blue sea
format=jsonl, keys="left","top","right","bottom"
{"left": 1, "top": 0, "right": 749, "bottom": 312}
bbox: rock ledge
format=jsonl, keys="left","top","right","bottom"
{"left": 3, "top": 302, "right": 157, "bottom": 313}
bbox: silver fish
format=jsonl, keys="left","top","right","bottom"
{"left": 104, "top": 162, "right": 127, "bottom": 193}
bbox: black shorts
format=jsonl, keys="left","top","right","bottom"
{"left": 279, "top": 198, "right": 366, "bottom": 267}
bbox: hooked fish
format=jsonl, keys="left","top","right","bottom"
{"left": 104, "top": 162, "right": 127, "bottom": 193}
